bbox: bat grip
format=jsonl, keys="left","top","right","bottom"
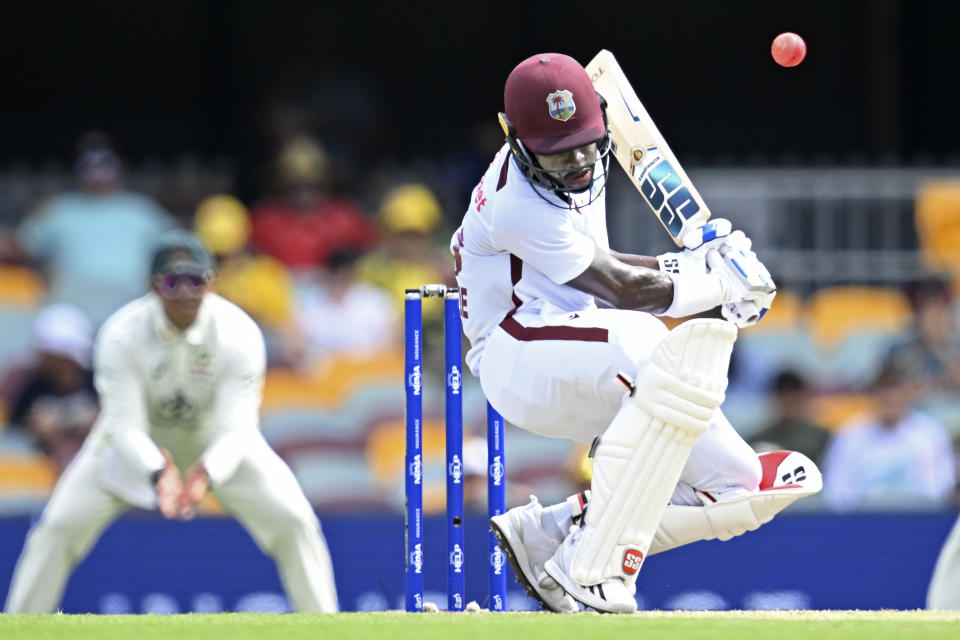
{"left": 727, "top": 299, "right": 762, "bottom": 325}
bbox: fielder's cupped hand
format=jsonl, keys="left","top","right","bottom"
{"left": 156, "top": 449, "right": 183, "bottom": 519}
{"left": 177, "top": 463, "right": 210, "bottom": 520}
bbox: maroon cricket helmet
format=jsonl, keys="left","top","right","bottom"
{"left": 504, "top": 53, "right": 606, "bottom": 155}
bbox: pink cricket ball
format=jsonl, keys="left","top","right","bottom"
{"left": 771, "top": 32, "right": 806, "bottom": 67}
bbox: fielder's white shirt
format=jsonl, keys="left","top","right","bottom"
{"left": 452, "top": 144, "right": 608, "bottom": 374}
{"left": 88, "top": 292, "right": 266, "bottom": 490}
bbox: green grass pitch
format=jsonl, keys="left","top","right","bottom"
{"left": 2, "top": 610, "right": 959, "bottom": 640}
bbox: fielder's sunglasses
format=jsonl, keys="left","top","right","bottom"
{"left": 155, "top": 272, "right": 211, "bottom": 297}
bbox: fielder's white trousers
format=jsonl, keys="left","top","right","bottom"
{"left": 479, "top": 308, "right": 761, "bottom": 505}
{"left": 4, "top": 432, "right": 338, "bottom": 614}
{"left": 927, "top": 514, "right": 960, "bottom": 610}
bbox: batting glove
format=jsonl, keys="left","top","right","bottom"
{"left": 657, "top": 219, "right": 736, "bottom": 276}
{"left": 706, "top": 245, "right": 777, "bottom": 329}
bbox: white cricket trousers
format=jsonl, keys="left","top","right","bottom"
{"left": 4, "top": 432, "right": 338, "bottom": 613}
{"left": 927, "top": 514, "right": 960, "bottom": 609}
{"left": 479, "top": 307, "right": 761, "bottom": 505}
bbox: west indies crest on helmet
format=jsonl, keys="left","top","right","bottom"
{"left": 499, "top": 53, "right": 611, "bottom": 204}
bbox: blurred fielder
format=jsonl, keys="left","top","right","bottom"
{"left": 5, "top": 230, "right": 338, "bottom": 614}
{"left": 453, "top": 52, "right": 821, "bottom": 613}
{"left": 927, "top": 514, "right": 960, "bottom": 609}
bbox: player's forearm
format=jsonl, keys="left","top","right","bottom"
{"left": 110, "top": 428, "right": 166, "bottom": 475}
{"left": 567, "top": 249, "right": 674, "bottom": 313}
{"left": 608, "top": 251, "right": 660, "bottom": 270}
{"left": 204, "top": 342, "right": 266, "bottom": 484}
{"left": 201, "top": 426, "right": 257, "bottom": 486}
{"left": 205, "top": 397, "right": 261, "bottom": 485}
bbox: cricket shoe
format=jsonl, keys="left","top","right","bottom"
{"left": 543, "top": 526, "right": 638, "bottom": 614}
{"left": 490, "top": 496, "right": 579, "bottom": 613}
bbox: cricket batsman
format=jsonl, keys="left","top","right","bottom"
{"left": 5, "top": 230, "right": 338, "bottom": 613}
{"left": 452, "top": 53, "right": 822, "bottom": 613}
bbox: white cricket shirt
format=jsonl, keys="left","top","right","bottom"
{"left": 451, "top": 144, "right": 609, "bottom": 374}
{"left": 88, "top": 292, "right": 266, "bottom": 488}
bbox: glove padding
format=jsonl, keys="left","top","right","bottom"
{"left": 657, "top": 219, "right": 735, "bottom": 276}
{"left": 680, "top": 218, "right": 734, "bottom": 251}
{"left": 706, "top": 245, "right": 777, "bottom": 328}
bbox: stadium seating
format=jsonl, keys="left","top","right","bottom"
{"left": 915, "top": 179, "right": 960, "bottom": 278}
{"left": 258, "top": 349, "right": 578, "bottom": 513}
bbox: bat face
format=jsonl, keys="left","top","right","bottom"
{"left": 586, "top": 50, "right": 711, "bottom": 247}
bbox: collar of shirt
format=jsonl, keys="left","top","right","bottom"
{"left": 149, "top": 293, "right": 211, "bottom": 346}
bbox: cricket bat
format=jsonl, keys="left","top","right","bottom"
{"left": 587, "top": 49, "right": 763, "bottom": 322}
{"left": 585, "top": 49, "right": 710, "bottom": 248}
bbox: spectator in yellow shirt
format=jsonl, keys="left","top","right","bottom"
{"left": 355, "top": 183, "right": 454, "bottom": 357}
{"left": 194, "top": 194, "right": 297, "bottom": 366}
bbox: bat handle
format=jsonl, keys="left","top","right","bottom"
{"left": 727, "top": 299, "right": 763, "bottom": 326}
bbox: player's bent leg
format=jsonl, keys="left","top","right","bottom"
{"left": 649, "top": 450, "right": 822, "bottom": 556}
{"left": 672, "top": 408, "right": 762, "bottom": 506}
{"left": 214, "top": 435, "right": 338, "bottom": 613}
{"left": 4, "top": 448, "right": 127, "bottom": 613}
{"left": 490, "top": 494, "right": 584, "bottom": 613}
{"left": 478, "top": 309, "right": 670, "bottom": 445}
{"left": 545, "top": 319, "right": 737, "bottom": 613}
{"left": 526, "top": 450, "right": 820, "bottom": 571}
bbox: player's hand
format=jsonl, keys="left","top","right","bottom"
{"left": 656, "top": 250, "right": 708, "bottom": 275}
{"left": 680, "top": 218, "right": 734, "bottom": 252}
{"left": 707, "top": 245, "right": 776, "bottom": 328}
{"left": 658, "top": 219, "right": 738, "bottom": 276}
{"left": 155, "top": 449, "right": 183, "bottom": 519}
{"left": 177, "top": 463, "right": 210, "bottom": 520}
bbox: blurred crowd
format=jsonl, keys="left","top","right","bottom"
{"left": 0, "top": 124, "right": 959, "bottom": 516}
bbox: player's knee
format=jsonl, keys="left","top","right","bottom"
{"left": 742, "top": 453, "right": 763, "bottom": 492}
{"left": 618, "top": 316, "right": 670, "bottom": 365}
{"left": 721, "top": 455, "right": 762, "bottom": 494}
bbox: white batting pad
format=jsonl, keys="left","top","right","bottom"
{"left": 649, "top": 450, "right": 823, "bottom": 555}
{"left": 570, "top": 319, "right": 737, "bottom": 586}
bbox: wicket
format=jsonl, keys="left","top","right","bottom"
{"left": 404, "top": 284, "right": 507, "bottom": 612}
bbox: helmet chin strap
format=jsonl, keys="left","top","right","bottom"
{"left": 515, "top": 138, "right": 612, "bottom": 210}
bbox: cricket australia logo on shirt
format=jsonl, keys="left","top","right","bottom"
{"left": 157, "top": 391, "right": 198, "bottom": 427}
{"left": 546, "top": 90, "right": 576, "bottom": 121}
{"left": 190, "top": 346, "right": 213, "bottom": 375}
